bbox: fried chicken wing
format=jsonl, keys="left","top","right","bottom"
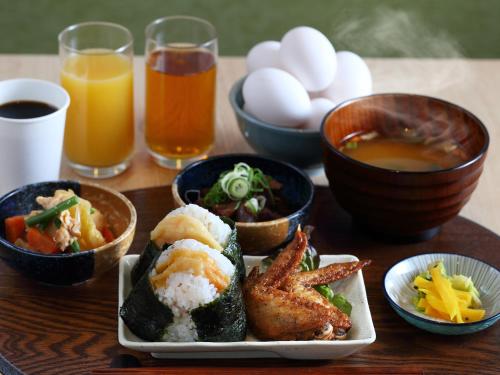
{"left": 243, "top": 229, "right": 370, "bottom": 341}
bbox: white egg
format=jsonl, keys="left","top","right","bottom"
{"left": 280, "top": 26, "right": 337, "bottom": 92}
{"left": 305, "top": 98, "right": 335, "bottom": 130}
{"left": 246, "top": 41, "right": 281, "bottom": 73}
{"left": 308, "top": 90, "right": 323, "bottom": 100}
{"left": 242, "top": 68, "right": 311, "bottom": 127}
{"left": 321, "top": 51, "right": 372, "bottom": 104}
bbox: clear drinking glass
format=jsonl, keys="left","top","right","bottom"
{"left": 145, "top": 16, "right": 218, "bottom": 170}
{"left": 59, "top": 22, "right": 134, "bottom": 178}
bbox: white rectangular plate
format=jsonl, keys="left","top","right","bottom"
{"left": 118, "top": 254, "right": 376, "bottom": 359}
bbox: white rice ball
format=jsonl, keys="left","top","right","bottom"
{"left": 153, "top": 239, "right": 236, "bottom": 342}
{"left": 163, "top": 313, "right": 199, "bottom": 342}
{"left": 157, "top": 272, "right": 219, "bottom": 316}
{"left": 157, "top": 239, "right": 235, "bottom": 279}
{"left": 167, "top": 204, "right": 232, "bottom": 247}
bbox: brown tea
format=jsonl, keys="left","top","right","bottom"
{"left": 339, "top": 131, "right": 466, "bottom": 172}
{"left": 145, "top": 48, "right": 216, "bottom": 159}
{"left": 0, "top": 100, "right": 57, "bottom": 119}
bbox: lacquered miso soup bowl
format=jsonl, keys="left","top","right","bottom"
{"left": 321, "top": 94, "right": 489, "bottom": 241}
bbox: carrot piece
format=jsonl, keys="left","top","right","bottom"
{"left": 26, "top": 228, "right": 58, "bottom": 254}
{"left": 5, "top": 215, "right": 26, "bottom": 243}
{"left": 101, "top": 227, "right": 115, "bottom": 243}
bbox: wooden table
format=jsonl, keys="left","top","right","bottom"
{"left": 0, "top": 55, "right": 499, "bottom": 374}
{"left": 0, "top": 55, "right": 499, "bottom": 235}
{"left": 0, "top": 186, "right": 498, "bottom": 375}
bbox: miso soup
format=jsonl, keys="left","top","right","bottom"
{"left": 339, "top": 131, "right": 466, "bottom": 172}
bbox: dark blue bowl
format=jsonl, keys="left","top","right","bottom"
{"left": 0, "top": 181, "right": 136, "bottom": 285}
{"left": 229, "top": 78, "right": 323, "bottom": 171}
{"left": 172, "top": 154, "right": 314, "bottom": 254}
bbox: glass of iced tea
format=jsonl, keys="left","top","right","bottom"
{"left": 145, "top": 16, "right": 217, "bottom": 169}
{"left": 59, "top": 22, "right": 134, "bottom": 178}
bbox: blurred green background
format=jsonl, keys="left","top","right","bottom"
{"left": 1, "top": 0, "right": 498, "bottom": 57}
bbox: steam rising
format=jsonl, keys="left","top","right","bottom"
{"left": 329, "top": 7, "right": 473, "bottom": 95}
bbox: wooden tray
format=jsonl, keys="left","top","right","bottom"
{"left": 0, "top": 186, "right": 498, "bottom": 375}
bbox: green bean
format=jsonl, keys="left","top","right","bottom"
{"left": 314, "top": 284, "right": 335, "bottom": 304}
{"left": 70, "top": 239, "right": 80, "bottom": 253}
{"left": 25, "top": 196, "right": 79, "bottom": 227}
{"left": 332, "top": 294, "right": 352, "bottom": 316}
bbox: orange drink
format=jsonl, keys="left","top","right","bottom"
{"left": 145, "top": 16, "right": 217, "bottom": 169}
{"left": 59, "top": 22, "right": 134, "bottom": 178}
{"left": 61, "top": 53, "right": 134, "bottom": 167}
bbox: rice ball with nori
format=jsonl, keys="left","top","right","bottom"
{"left": 120, "top": 239, "right": 246, "bottom": 342}
{"left": 131, "top": 204, "right": 244, "bottom": 285}
{"left": 151, "top": 204, "right": 232, "bottom": 250}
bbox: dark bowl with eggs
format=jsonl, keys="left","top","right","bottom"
{"left": 321, "top": 93, "right": 489, "bottom": 241}
{"left": 229, "top": 77, "right": 323, "bottom": 171}
{"left": 0, "top": 181, "right": 136, "bottom": 285}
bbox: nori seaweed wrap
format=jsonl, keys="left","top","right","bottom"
{"left": 120, "top": 239, "right": 246, "bottom": 342}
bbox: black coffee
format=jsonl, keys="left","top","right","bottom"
{"left": 0, "top": 100, "right": 57, "bottom": 119}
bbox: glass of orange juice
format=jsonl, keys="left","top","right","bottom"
{"left": 59, "top": 22, "right": 134, "bottom": 178}
{"left": 145, "top": 16, "right": 217, "bottom": 169}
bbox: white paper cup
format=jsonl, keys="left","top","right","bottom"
{"left": 0, "top": 79, "right": 70, "bottom": 195}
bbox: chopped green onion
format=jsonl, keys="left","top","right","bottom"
{"left": 256, "top": 195, "right": 266, "bottom": 210}
{"left": 345, "top": 141, "right": 358, "bottom": 149}
{"left": 244, "top": 196, "right": 267, "bottom": 216}
{"left": 26, "top": 196, "right": 79, "bottom": 227}
{"left": 70, "top": 239, "right": 80, "bottom": 253}
{"left": 203, "top": 162, "right": 275, "bottom": 207}
{"left": 203, "top": 181, "right": 226, "bottom": 207}
{"left": 226, "top": 178, "right": 250, "bottom": 200}
{"left": 244, "top": 198, "right": 259, "bottom": 216}
{"left": 90, "top": 207, "right": 96, "bottom": 214}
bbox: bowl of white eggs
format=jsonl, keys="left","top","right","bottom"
{"left": 229, "top": 26, "right": 373, "bottom": 171}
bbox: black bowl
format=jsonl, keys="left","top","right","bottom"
{"left": 172, "top": 154, "right": 314, "bottom": 254}
{"left": 0, "top": 180, "right": 136, "bottom": 285}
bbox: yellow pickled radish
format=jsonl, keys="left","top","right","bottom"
{"left": 430, "top": 267, "right": 463, "bottom": 323}
{"left": 460, "top": 307, "right": 485, "bottom": 323}
{"left": 414, "top": 276, "right": 435, "bottom": 290}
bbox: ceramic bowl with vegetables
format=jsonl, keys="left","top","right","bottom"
{"left": 0, "top": 180, "right": 136, "bottom": 285}
{"left": 172, "top": 154, "right": 314, "bottom": 254}
{"left": 384, "top": 253, "right": 500, "bottom": 335}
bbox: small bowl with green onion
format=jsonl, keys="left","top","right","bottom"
{"left": 0, "top": 180, "right": 136, "bottom": 285}
{"left": 172, "top": 154, "right": 314, "bottom": 254}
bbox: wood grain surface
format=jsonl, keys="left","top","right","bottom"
{"left": 91, "top": 366, "right": 424, "bottom": 374}
{"left": 0, "top": 55, "right": 499, "bottom": 235}
{"left": 0, "top": 186, "right": 498, "bottom": 375}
